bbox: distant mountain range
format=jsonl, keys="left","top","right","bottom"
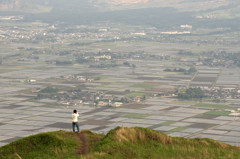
{"left": 0, "top": 0, "right": 238, "bottom": 12}
{"left": 0, "top": 0, "right": 19, "bottom": 10}
{"left": 1, "top": 0, "right": 240, "bottom": 31}
{"left": 0, "top": 0, "right": 51, "bottom": 13}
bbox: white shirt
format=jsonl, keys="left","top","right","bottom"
{"left": 72, "top": 113, "right": 79, "bottom": 122}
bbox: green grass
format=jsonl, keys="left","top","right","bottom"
{"left": 89, "top": 127, "right": 240, "bottom": 159}
{"left": 205, "top": 110, "right": 231, "bottom": 116}
{"left": 0, "top": 131, "right": 78, "bottom": 159}
{"left": 0, "top": 130, "right": 104, "bottom": 159}
{"left": 1, "top": 127, "right": 240, "bottom": 159}
{"left": 166, "top": 127, "right": 187, "bottom": 135}
{"left": 193, "top": 103, "right": 227, "bottom": 109}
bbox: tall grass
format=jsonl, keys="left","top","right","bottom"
{"left": 0, "top": 127, "right": 239, "bottom": 159}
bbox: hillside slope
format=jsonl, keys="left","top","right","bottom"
{"left": 0, "top": 0, "right": 51, "bottom": 13}
{"left": 1, "top": 0, "right": 240, "bottom": 30}
{"left": 0, "top": 127, "right": 240, "bottom": 159}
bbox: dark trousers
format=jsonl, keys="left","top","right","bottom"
{"left": 72, "top": 122, "right": 79, "bottom": 132}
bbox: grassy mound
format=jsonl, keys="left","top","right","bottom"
{"left": 0, "top": 127, "right": 240, "bottom": 159}
{"left": 89, "top": 127, "right": 240, "bottom": 159}
{"left": 0, "top": 130, "right": 103, "bottom": 159}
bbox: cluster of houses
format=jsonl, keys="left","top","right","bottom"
{"left": 60, "top": 75, "right": 95, "bottom": 82}
{"left": 205, "top": 88, "right": 240, "bottom": 101}
{"left": 0, "top": 22, "right": 151, "bottom": 44}
{"left": 32, "top": 83, "right": 145, "bottom": 107}
{"left": 56, "top": 91, "right": 144, "bottom": 107}
{"left": 93, "top": 55, "right": 112, "bottom": 62}
{"left": 196, "top": 14, "right": 216, "bottom": 19}
{"left": 196, "top": 52, "right": 240, "bottom": 68}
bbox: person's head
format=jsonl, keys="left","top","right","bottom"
{"left": 73, "top": 109, "right": 77, "bottom": 113}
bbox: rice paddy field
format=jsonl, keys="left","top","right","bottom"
{"left": 0, "top": 12, "right": 239, "bottom": 148}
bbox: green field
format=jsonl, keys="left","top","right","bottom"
{"left": 205, "top": 111, "right": 231, "bottom": 116}
{"left": 193, "top": 103, "right": 227, "bottom": 109}
{"left": 166, "top": 127, "right": 187, "bottom": 135}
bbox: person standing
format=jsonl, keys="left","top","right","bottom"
{"left": 72, "top": 109, "right": 80, "bottom": 132}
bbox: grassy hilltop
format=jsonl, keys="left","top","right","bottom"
{"left": 0, "top": 127, "right": 240, "bottom": 159}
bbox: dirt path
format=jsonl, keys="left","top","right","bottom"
{"left": 75, "top": 132, "right": 89, "bottom": 155}
{"left": 186, "top": 70, "right": 198, "bottom": 88}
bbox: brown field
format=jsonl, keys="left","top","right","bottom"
{"left": 192, "top": 76, "right": 216, "bottom": 83}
